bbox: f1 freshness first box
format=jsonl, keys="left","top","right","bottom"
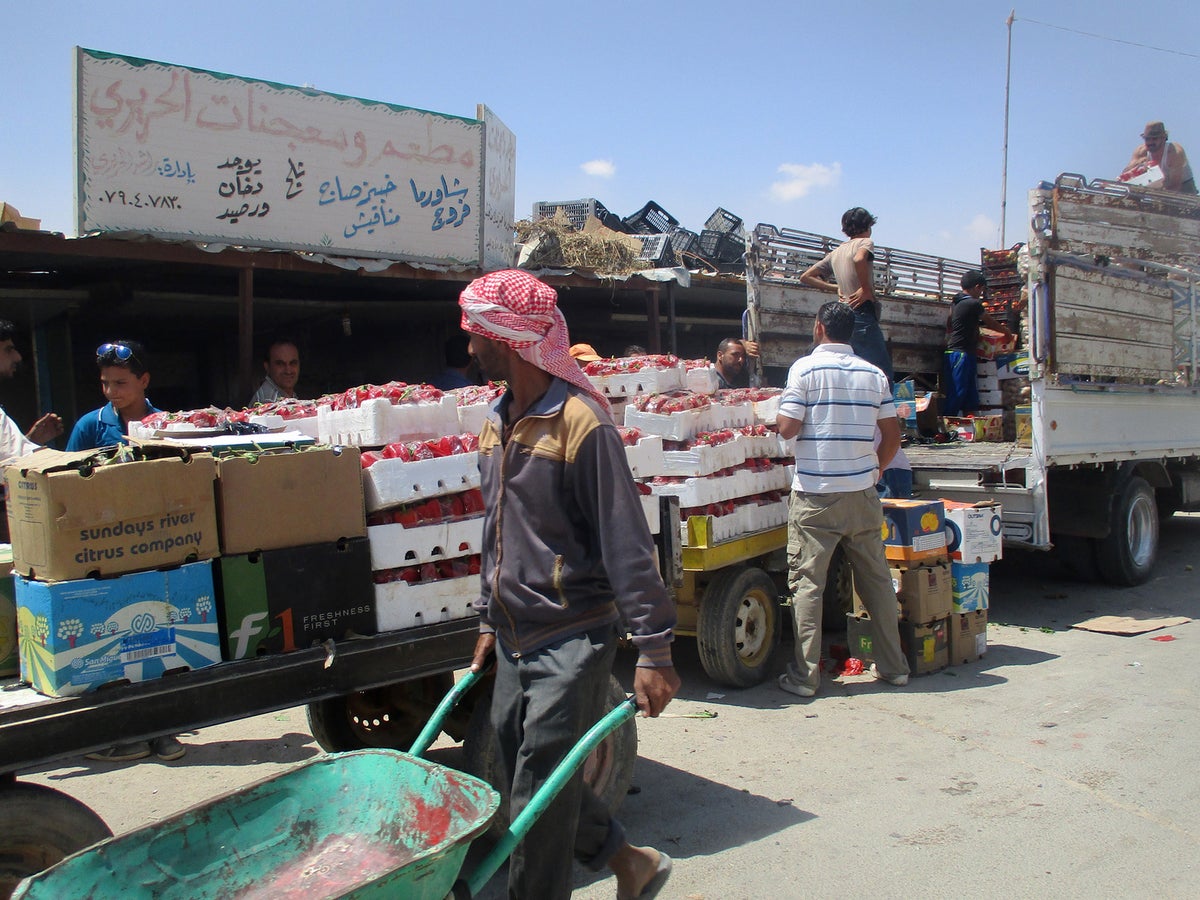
{"left": 16, "top": 560, "right": 220, "bottom": 697}
{"left": 5, "top": 446, "right": 219, "bottom": 582}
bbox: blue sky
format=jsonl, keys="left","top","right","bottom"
{"left": 3, "top": 1, "right": 1199, "bottom": 264}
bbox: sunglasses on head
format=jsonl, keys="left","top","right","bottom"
{"left": 97, "top": 342, "right": 136, "bottom": 363}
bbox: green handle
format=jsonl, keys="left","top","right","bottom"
{"left": 407, "top": 668, "right": 481, "bottom": 758}
{"left": 460, "top": 696, "right": 639, "bottom": 898}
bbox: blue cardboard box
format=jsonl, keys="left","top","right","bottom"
{"left": 950, "top": 561, "right": 990, "bottom": 613}
{"left": 881, "top": 499, "right": 947, "bottom": 563}
{"left": 16, "top": 561, "right": 220, "bottom": 697}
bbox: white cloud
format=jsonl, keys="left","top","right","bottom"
{"left": 581, "top": 159, "right": 616, "bottom": 178}
{"left": 770, "top": 162, "right": 842, "bottom": 201}
{"left": 966, "top": 213, "right": 998, "bottom": 243}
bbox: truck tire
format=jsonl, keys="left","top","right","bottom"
{"left": 697, "top": 566, "right": 781, "bottom": 687}
{"left": 462, "top": 674, "right": 637, "bottom": 837}
{"left": 821, "top": 543, "right": 854, "bottom": 627}
{"left": 0, "top": 782, "right": 113, "bottom": 897}
{"left": 306, "top": 673, "right": 456, "bottom": 752}
{"left": 1095, "top": 475, "right": 1158, "bottom": 586}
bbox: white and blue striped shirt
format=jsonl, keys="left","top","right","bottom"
{"left": 778, "top": 343, "right": 894, "bottom": 494}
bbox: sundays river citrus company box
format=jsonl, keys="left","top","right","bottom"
{"left": 4, "top": 446, "right": 219, "bottom": 582}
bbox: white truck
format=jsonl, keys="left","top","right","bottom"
{"left": 746, "top": 173, "right": 1200, "bottom": 586}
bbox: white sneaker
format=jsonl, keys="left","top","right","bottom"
{"left": 778, "top": 672, "right": 817, "bottom": 698}
{"left": 869, "top": 663, "right": 909, "bottom": 687}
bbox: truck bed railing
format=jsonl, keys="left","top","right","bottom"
{"left": 751, "top": 223, "right": 975, "bottom": 302}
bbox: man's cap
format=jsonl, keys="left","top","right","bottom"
{"left": 1144, "top": 120, "right": 1167, "bottom": 137}
{"left": 569, "top": 343, "right": 602, "bottom": 362}
{"left": 962, "top": 270, "right": 987, "bottom": 291}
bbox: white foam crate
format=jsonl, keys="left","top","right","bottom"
{"left": 640, "top": 493, "right": 661, "bottom": 535}
{"left": 368, "top": 516, "right": 484, "bottom": 570}
{"left": 362, "top": 452, "right": 481, "bottom": 512}
{"left": 751, "top": 395, "right": 781, "bottom": 425}
{"left": 738, "top": 432, "right": 788, "bottom": 459}
{"left": 457, "top": 402, "right": 491, "bottom": 436}
{"left": 685, "top": 366, "right": 720, "bottom": 395}
{"left": 744, "top": 498, "right": 789, "bottom": 531}
{"left": 247, "top": 413, "right": 321, "bottom": 439}
{"left": 648, "top": 470, "right": 752, "bottom": 507}
{"left": 590, "top": 366, "right": 685, "bottom": 398}
{"left": 374, "top": 575, "right": 478, "bottom": 632}
{"left": 624, "top": 435, "right": 665, "bottom": 478}
{"left": 681, "top": 508, "right": 746, "bottom": 546}
{"left": 624, "top": 405, "right": 706, "bottom": 441}
{"left": 661, "top": 439, "right": 745, "bottom": 477}
{"left": 704, "top": 402, "right": 754, "bottom": 431}
{"left": 319, "top": 395, "right": 460, "bottom": 446}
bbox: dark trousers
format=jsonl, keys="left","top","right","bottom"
{"left": 851, "top": 305, "right": 894, "bottom": 388}
{"left": 491, "top": 626, "right": 625, "bottom": 900}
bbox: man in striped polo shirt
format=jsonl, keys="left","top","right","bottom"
{"left": 775, "top": 301, "right": 910, "bottom": 698}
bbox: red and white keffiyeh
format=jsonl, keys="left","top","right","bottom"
{"left": 459, "top": 270, "right": 611, "bottom": 415}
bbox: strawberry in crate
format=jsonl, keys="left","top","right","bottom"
{"left": 631, "top": 391, "right": 712, "bottom": 414}
{"left": 581, "top": 354, "right": 680, "bottom": 376}
{"left": 450, "top": 381, "right": 507, "bottom": 407}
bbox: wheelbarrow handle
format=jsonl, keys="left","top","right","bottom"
{"left": 408, "top": 666, "right": 489, "bottom": 759}
{"left": 454, "top": 696, "right": 640, "bottom": 899}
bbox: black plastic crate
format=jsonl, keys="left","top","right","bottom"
{"left": 532, "top": 198, "right": 621, "bottom": 231}
{"left": 634, "top": 233, "right": 675, "bottom": 267}
{"left": 717, "top": 232, "right": 745, "bottom": 264}
{"left": 704, "top": 207, "right": 743, "bottom": 235}
{"left": 668, "top": 228, "right": 699, "bottom": 259}
{"left": 698, "top": 229, "right": 723, "bottom": 259}
{"left": 622, "top": 201, "right": 680, "bottom": 235}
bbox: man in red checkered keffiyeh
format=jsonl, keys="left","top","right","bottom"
{"left": 458, "top": 269, "right": 611, "bottom": 414}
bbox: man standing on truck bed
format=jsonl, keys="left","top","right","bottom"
{"left": 1121, "top": 120, "right": 1197, "bottom": 194}
{"left": 775, "top": 301, "right": 910, "bottom": 698}
{"left": 800, "top": 207, "right": 893, "bottom": 387}
{"left": 943, "top": 270, "right": 1013, "bottom": 417}
{"left": 461, "top": 269, "right": 679, "bottom": 900}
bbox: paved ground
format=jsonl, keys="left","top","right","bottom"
{"left": 21, "top": 513, "right": 1200, "bottom": 898}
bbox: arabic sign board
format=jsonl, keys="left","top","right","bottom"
{"left": 75, "top": 48, "right": 515, "bottom": 267}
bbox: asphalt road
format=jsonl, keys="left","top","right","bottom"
{"left": 21, "top": 513, "right": 1200, "bottom": 898}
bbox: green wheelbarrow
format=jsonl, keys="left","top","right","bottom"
{"left": 11, "top": 669, "right": 637, "bottom": 900}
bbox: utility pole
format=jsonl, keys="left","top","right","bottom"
{"left": 1001, "top": 9, "right": 1015, "bottom": 247}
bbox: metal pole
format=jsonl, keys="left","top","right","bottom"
{"left": 1001, "top": 9, "right": 1015, "bottom": 247}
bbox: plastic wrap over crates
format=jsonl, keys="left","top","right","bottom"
{"left": 368, "top": 516, "right": 484, "bottom": 570}
{"left": 318, "top": 395, "right": 460, "bottom": 446}
{"left": 362, "top": 453, "right": 481, "bottom": 512}
{"left": 374, "top": 575, "right": 478, "bottom": 632}
{"left": 532, "top": 198, "right": 623, "bottom": 231}
{"left": 622, "top": 201, "right": 679, "bottom": 235}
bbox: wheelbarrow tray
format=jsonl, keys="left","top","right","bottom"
{"left": 12, "top": 749, "right": 499, "bottom": 900}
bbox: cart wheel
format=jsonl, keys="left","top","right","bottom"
{"left": 821, "top": 543, "right": 854, "bottom": 628}
{"left": 306, "top": 673, "right": 456, "bottom": 752}
{"left": 697, "top": 566, "right": 781, "bottom": 688}
{"left": 462, "top": 674, "right": 637, "bottom": 836}
{"left": 0, "top": 782, "right": 112, "bottom": 897}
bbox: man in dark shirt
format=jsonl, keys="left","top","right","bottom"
{"left": 943, "top": 270, "right": 1013, "bottom": 416}
{"left": 714, "top": 338, "right": 760, "bottom": 389}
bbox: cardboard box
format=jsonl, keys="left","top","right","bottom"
{"left": 5, "top": 446, "right": 219, "bottom": 582}
{"left": 995, "top": 351, "right": 1031, "bottom": 380}
{"left": 0, "top": 546, "right": 16, "bottom": 677}
{"left": 943, "top": 501, "right": 1003, "bottom": 563}
{"left": 976, "top": 375, "right": 999, "bottom": 392}
{"left": 1015, "top": 405, "right": 1032, "bottom": 447}
{"left": 881, "top": 499, "right": 947, "bottom": 563}
{"left": 943, "top": 416, "right": 977, "bottom": 442}
{"left": 973, "top": 414, "right": 1002, "bottom": 442}
{"left": 900, "top": 618, "right": 949, "bottom": 675}
{"left": 15, "top": 561, "right": 219, "bottom": 697}
{"left": 951, "top": 561, "right": 990, "bottom": 613}
{"left": 948, "top": 610, "right": 988, "bottom": 664}
{"left": 975, "top": 359, "right": 998, "bottom": 377}
{"left": 976, "top": 328, "right": 1017, "bottom": 361}
{"left": 852, "top": 562, "right": 952, "bottom": 624}
{"left": 216, "top": 446, "right": 366, "bottom": 554}
{"left": 215, "top": 539, "right": 376, "bottom": 660}
{"left": 976, "top": 391, "right": 1002, "bottom": 410}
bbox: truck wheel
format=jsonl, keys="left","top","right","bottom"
{"left": 306, "top": 673, "right": 456, "bottom": 752}
{"left": 0, "top": 782, "right": 112, "bottom": 896}
{"left": 462, "top": 674, "right": 637, "bottom": 836}
{"left": 1096, "top": 475, "right": 1158, "bottom": 586}
{"left": 697, "top": 566, "right": 781, "bottom": 687}
{"left": 821, "top": 543, "right": 854, "bottom": 627}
